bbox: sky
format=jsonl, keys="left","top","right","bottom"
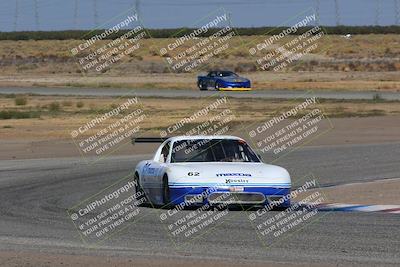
{"left": 0, "top": 0, "right": 399, "bottom": 32}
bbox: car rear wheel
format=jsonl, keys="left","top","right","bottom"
{"left": 215, "top": 82, "right": 220, "bottom": 90}
{"left": 198, "top": 82, "right": 207, "bottom": 91}
{"left": 162, "top": 174, "right": 170, "bottom": 206}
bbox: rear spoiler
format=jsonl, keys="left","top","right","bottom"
{"left": 131, "top": 137, "right": 169, "bottom": 145}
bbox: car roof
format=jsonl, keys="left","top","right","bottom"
{"left": 209, "top": 70, "right": 235, "bottom": 73}
{"left": 166, "top": 135, "right": 244, "bottom": 143}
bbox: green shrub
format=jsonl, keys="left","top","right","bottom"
{"left": 76, "top": 101, "right": 84, "bottom": 108}
{"left": 61, "top": 100, "right": 73, "bottom": 106}
{"left": 48, "top": 101, "right": 61, "bottom": 112}
{"left": 3, "top": 94, "right": 16, "bottom": 98}
{"left": 0, "top": 110, "right": 40, "bottom": 119}
{"left": 14, "top": 96, "right": 27, "bottom": 106}
{"left": 372, "top": 93, "right": 383, "bottom": 102}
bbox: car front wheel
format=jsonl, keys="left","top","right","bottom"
{"left": 134, "top": 172, "right": 147, "bottom": 205}
{"left": 162, "top": 174, "right": 170, "bottom": 206}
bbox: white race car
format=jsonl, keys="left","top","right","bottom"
{"left": 132, "top": 135, "right": 291, "bottom": 208}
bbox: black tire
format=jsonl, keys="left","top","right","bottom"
{"left": 198, "top": 81, "right": 207, "bottom": 91}
{"left": 134, "top": 173, "right": 147, "bottom": 204}
{"left": 162, "top": 174, "right": 170, "bottom": 205}
{"left": 215, "top": 82, "right": 220, "bottom": 90}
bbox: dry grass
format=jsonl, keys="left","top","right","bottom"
{"left": 1, "top": 35, "right": 399, "bottom": 61}
{"left": 1, "top": 94, "right": 399, "bottom": 140}
{"left": 0, "top": 34, "right": 400, "bottom": 74}
{"left": 1, "top": 35, "right": 400, "bottom": 91}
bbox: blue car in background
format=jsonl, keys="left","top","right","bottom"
{"left": 197, "top": 71, "right": 251, "bottom": 91}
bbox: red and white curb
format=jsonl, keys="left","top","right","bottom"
{"left": 299, "top": 203, "right": 400, "bottom": 214}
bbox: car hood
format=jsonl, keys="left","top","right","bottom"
{"left": 166, "top": 162, "right": 290, "bottom": 188}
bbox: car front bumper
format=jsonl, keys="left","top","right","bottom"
{"left": 219, "top": 81, "right": 251, "bottom": 90}
{"left": 168, "top": 186, "right": 291, "bottom": 208}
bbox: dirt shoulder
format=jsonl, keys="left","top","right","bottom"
{"left": 1, "top": 93, "right": 399, "bottom": 160}
{"left": 1, "top": 115, "right": 399, "bottom": 160}
{"left": 1, "top": 71, "right": 400, "bottom": 91}
{"left": 295, "top": 178, "right": 400, "bottom": 206}
{"left": 0, "top": 250, "right": 342, "bottom": 267}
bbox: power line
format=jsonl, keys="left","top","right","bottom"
{"left": 4, "top": 0, "right": 400, "bottom": 31}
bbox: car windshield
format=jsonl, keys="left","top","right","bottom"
{"left": 218, "top": 71, "right": 237, "bottom": 77}
{"left": 171, "top": 139, "right": 260, "bottom": 163}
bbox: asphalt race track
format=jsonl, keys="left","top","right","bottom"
{"left": 2, "top": 87, "right": 400, "bottom": 100}
{"left": 0, "top": 143, "right": 399, "bottom": 266}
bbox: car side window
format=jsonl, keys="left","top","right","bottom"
{"left": 209, "top": 72, "right": 216, "bottom": 77}
{"left": 159, "top": 141, "right": 170, "bottom": 163}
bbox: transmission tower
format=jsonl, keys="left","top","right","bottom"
{"left": 375, "top": 0, "right": 381, "bottom": 25}
{"left": 228, "top": 12, "right": 232, "bottom": 28}
{"left": 74, "top": 0, "right": 79, "bottom": 29}
{"left": 395, "top": 0, "right": 399, "bottom": 25}
{"left": 135, "top": 0, "right": 141, "bottom": 19}
{"left": 13, "top": 0, "right": 19, "bottom": 31}
{"left": 334, "top": 0, "right": 340, "bottom": 26}
{"left": 93, "top": 0, "right": 99, "bottom": 27}
{"left": 34, "top": 0, "right": 39, "bottom": 30}
{"left": 315, "top": 0, "right": 320, "bottom": 25}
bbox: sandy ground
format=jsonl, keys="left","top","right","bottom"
{"left": 1, "top": 115, "right": 399, "bottom": 160}
{"left": 0, "top": 251, "right": 345, "bottom": 267}
{"left": 1, "top": 71, "right": 400, "bottom": 91}
{"left": 295, "top": 178, "right": 400, "bottom": 205}
{"left": 309, "top": 115, "right": 400, "bottom": 145}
